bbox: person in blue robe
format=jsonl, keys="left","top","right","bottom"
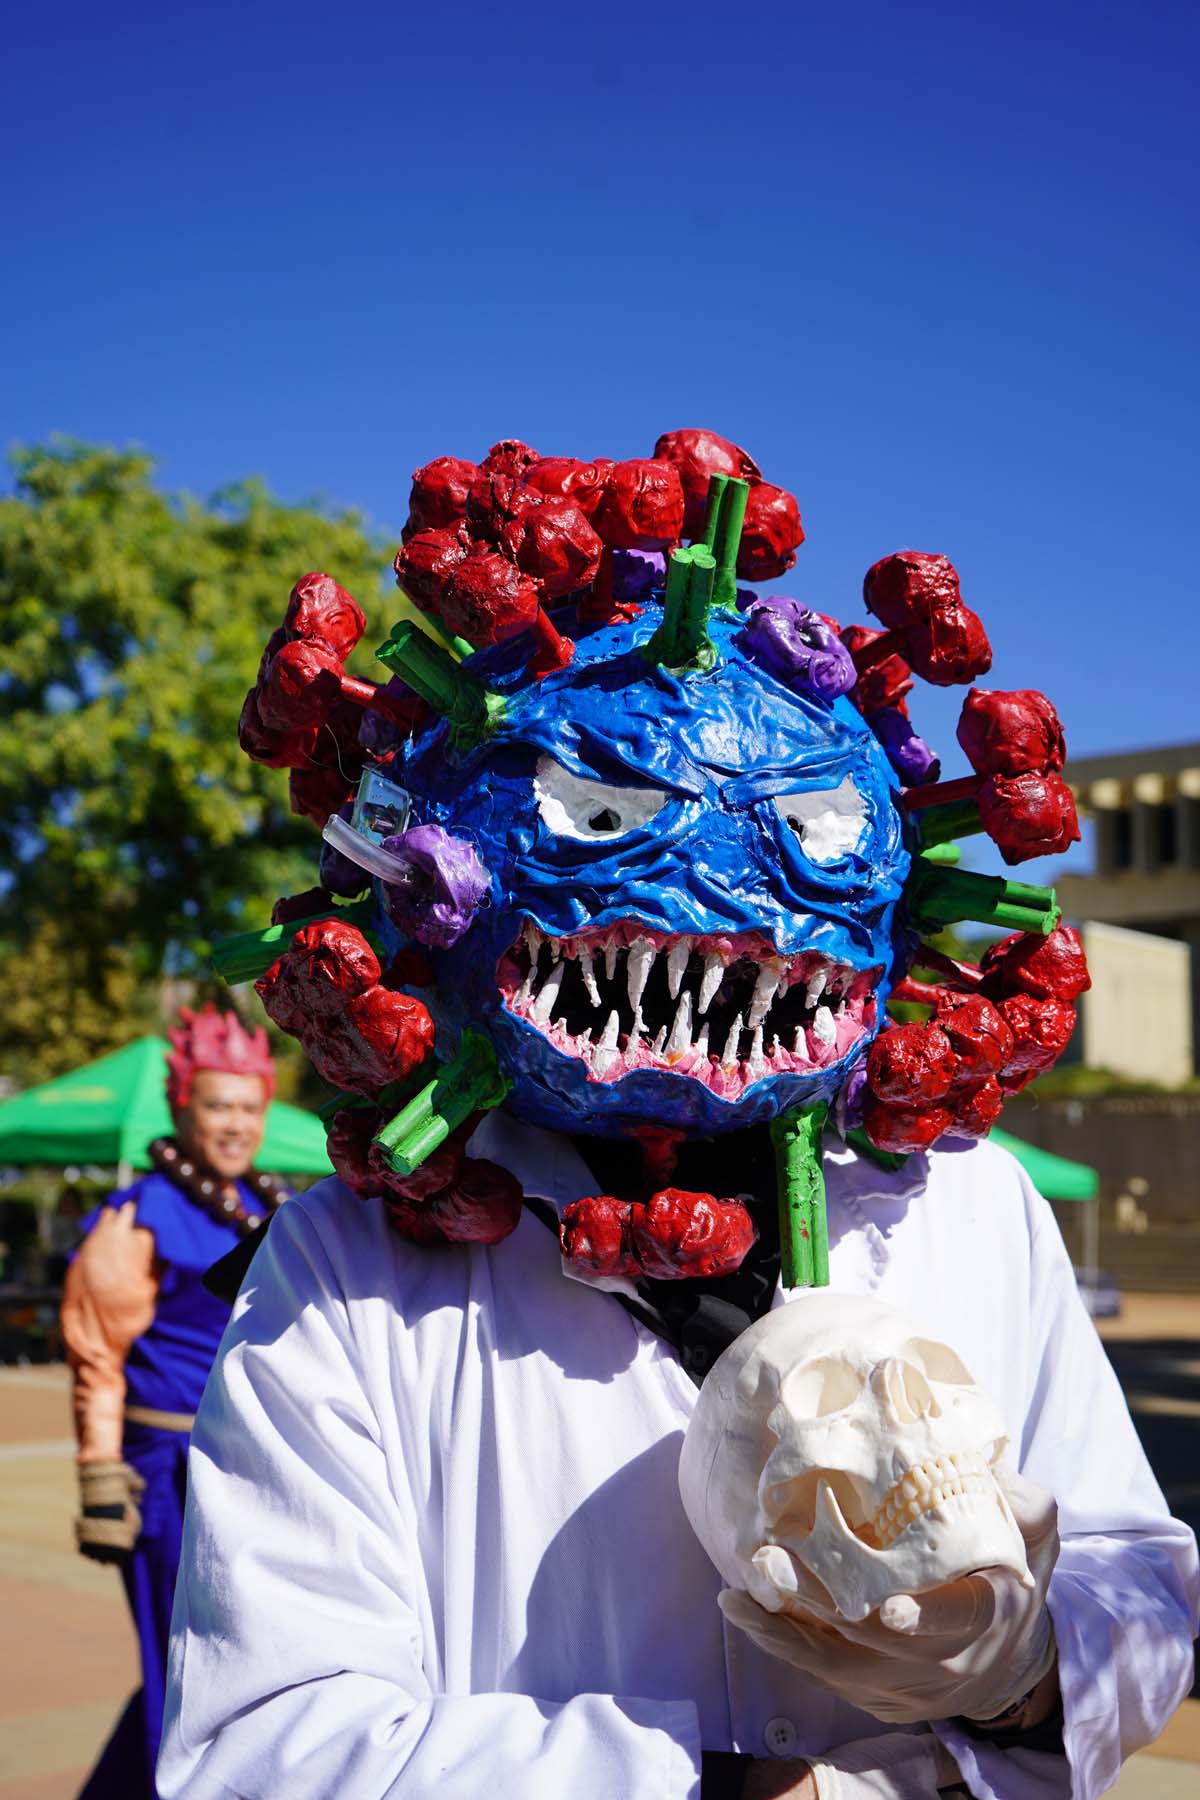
{"left": 60, "top": 1004, "right": 283, "bottom": 1799}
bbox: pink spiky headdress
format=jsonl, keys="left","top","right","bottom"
{"left": 165, "top": 1002, "right": 276, "bottom": 1108}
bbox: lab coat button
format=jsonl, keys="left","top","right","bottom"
{"left": 763, "top": 1716, "right": 797, "bottom": 1754}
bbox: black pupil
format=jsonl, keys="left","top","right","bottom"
{"left": 588, "top": 807, "right": 621, "bottom": 832}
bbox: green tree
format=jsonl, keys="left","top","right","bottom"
{"left": 0, "top": 441, "right": 390, "bottom": 1081}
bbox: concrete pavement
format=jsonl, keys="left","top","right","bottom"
{"left": 1, "top": 1333, "right": 1197, "bottom": 1798}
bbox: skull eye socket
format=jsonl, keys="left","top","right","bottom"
{"left": 780, "top": 1355, "right": 862, "bottom": 1420}
{"left": 900, "top": 1338, "right": 975, "bottom": 1386}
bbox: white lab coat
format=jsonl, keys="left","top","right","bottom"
{"left": 160, "top": 1119, "right": 1198, "bottom": 1800}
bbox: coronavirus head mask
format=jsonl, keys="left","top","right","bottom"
{"left": 388, "top": 599, "right": 908, "bottom": 1137}
{"left": 220, "top": 429, "right": 1087, "bottom": 1281}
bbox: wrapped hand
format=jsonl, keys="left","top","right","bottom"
{"left": 75, "top": 1460, "right": 146, "bottom": 1563}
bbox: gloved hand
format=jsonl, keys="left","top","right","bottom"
{"left": 807, "top": 1730, "right": 963, "bottom": 1797}
{"left": 75, "top": 1460, "right": 146, "bottom": 1563}
{"left": 719, "top": 1463, "right": 1059, "bottom": 1725}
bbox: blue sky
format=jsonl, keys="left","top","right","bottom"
{"left": 6, "top": 0, "right": 1198, "bottom": 884}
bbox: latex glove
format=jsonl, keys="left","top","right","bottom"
{"left": 719, "top": 1464, "right": 1058, "bottom": 1725}
{"left": 75, "top": 1460, "right": 146, "bottom": 1563}
{"left": 807, "top": 1730, "right": 962, "bottom": 1797}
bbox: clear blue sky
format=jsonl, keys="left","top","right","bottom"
{"left": 6, "top": 0, "right": 1198, "bottom": 854}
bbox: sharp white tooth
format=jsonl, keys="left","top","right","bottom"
{"left": 791, "top": 1025, "right": 810, "bottom": 1062}
{"left": 628, "top": 1009, "right": 645, "bottom": 1054}
{"left": 592, "top": 1009, "right": 622, "bottom": 1077}
{"left": 698, "top": 952, "right": 724, "bottom": 1015}
{"left": 806, "top": 963, "right": 828, "bottom": 1009}
{"left": 748, "top": 1024, "right": 765, "bottom": 1078}
{"left": 651, "top": 1025, "right": 667, "bottom": 1057}
{"left": 578, "top": 945, "right": 601, "bottom": 1008}
{"left": 604, "top": 937, "right": 619, "bottom": 982}
{"left": 531, "top": 959, "right": 564, "bottom": 1024}
{"left": 812, "top": 1004, "right": 836, "bottom": 1048}
{"left": 769, "top": 1035, "right": 780, "bottom": 1061}
{"left": 627, "top": 936, "right": 655, "bottom": 1013}
{"left": 523, "top": 919, "right": 542, "bottom": 961}
{"left": 548, "top": 936, "right": 562, "bottom": 959}
{"left": 667, "top": 938, "right": 691, "bottom": 1000}
{"left": 665, "top": 989, "right": 693, "bottom": 1061}
{"left": 694, "top": 1022, "right": 710, "bottom": 1060}
{"left": 721, "top": 1011, "right": 744, "bottom": 1069}
{"left": 747, "top": 960, "right": 783, "bottom": 1029}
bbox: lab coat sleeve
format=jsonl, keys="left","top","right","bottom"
{"left": 941, "top": 1173, "right": 1200, "bottom": 1800}
{"left": 158, "top": 1195, "right": 703, "bottom": 1800}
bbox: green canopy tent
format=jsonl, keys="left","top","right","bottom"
{"left": 991, "top": 1126, "right": 1102, "bottom": 1291}
{"left": 990, "top": 1128, "right": 1097, "bottom": 1202}
{"left": 0, "top": 1037, "right": 333, "bottom": 1178}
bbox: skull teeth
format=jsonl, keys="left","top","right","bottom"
{"left": 505, "top": 925, "right": 879, "bottom": 1092}
{"left": 869, "top": 1452, "right": 996, "bottom": 1547}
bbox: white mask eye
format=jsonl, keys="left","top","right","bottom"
{"left": 772, "top": 775, "right": 869, "bottom": 863}
{"left": 534, "top": 755, "right": 668, "bottom": 841}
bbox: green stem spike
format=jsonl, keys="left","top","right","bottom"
{"left": 699, "top": 473, "right": 728, "bottom": 552}
{"left": 710, "top": 477, "right": 750, "bottom": 611}
{"left": 918, "top": 799, "right": 986, "bottom": 848}
{"left": 212, "top": 899, "right": 376, "bottom": 986}
{"left": 316, "top": 1061, "right": 433, "bottom": 1125}
{"left": 373, "top": 1029, "right": 511, "bottom": 1176}
{"left": 919, "top": 841, "right": 961, "bottom": 866}
{"left": 770, "top": 1102, "right": 830, "bottom": 1289}
{"left": 426, "top": 615, "right": 476, "bottom": 660}
{"left": 906, "top": 862, "right": 1061, "bottom": 936}
{"left": 644, "top": 546, "right": 718, "bottom": 672}
{"left": 376, "top": 620, "right": 507, "bottom": 744}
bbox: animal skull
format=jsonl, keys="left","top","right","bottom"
{"left": 678, "top": 1290, "right": 1030, "bottom": 1624}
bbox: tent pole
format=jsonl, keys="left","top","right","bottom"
{"left": 1082, "top": 1193, "right": 1100, "bottom": 1292}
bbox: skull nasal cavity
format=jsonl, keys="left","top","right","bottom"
{"left": 873, "top": 1357, "right": 937, "bottom": 1424}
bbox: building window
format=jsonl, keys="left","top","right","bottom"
{"left": 1158, "top": 803, "right": 1178, "bottom": 865}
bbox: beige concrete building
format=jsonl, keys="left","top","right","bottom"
{"left": 1075, "top": 921, "right": 1193, "bottom": 1086}
{"left": 1059, "top": 743, "right": 1200, "bottom": 1078}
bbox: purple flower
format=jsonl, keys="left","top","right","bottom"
{"left": 380, "top": 823, "right": 490, "bottom": 949}
{"left": 611, "top": 548, "right": 666, "bottom": 602}
{"left": 737, "top": 596, "right": 856, "bottom": 701}
{"left": 871, "top": 706, "right": 941, "bottom": 786}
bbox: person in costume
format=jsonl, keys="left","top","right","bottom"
{"left": 160, "top": 435, "right": 1197, "bottom": 1800}
{"left": 61, "top": 1004, "right": 286, "bottom": 1800}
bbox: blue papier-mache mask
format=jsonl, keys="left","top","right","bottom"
{"left": 374, "top": 598, "right": 912, "bottom": 1138}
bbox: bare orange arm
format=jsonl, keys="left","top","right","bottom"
{"left": 60, "top": 1202, "right": 159, "bottom": 1464}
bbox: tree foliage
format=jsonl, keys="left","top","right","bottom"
{"left": 0, "top": 441, "right": 388, "bottom": 1080}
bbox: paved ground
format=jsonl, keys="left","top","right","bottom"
{"left": 0, "top": 1298, "right": 1197, "bottom": 1797}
